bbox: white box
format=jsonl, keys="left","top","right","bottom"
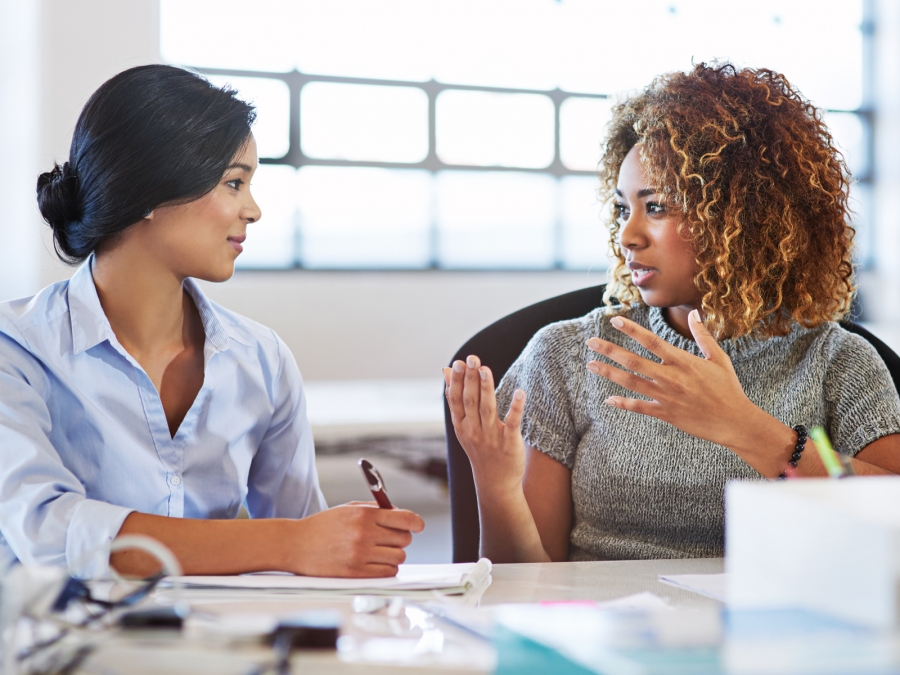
{"left": 725, "top": 477, "right": 900, "bottom": 629}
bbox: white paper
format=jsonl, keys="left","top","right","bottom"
{"left": 495, "top": 598, "right": 722, "bottom": 672}
{"left": 166, "top": 559, "right": 491, "bottom": 593}
{"left": 594, "top": 591, "right": 673, "bottom": 611}
{"left": 658, "top": 573, "right": 728, "bottom": 602}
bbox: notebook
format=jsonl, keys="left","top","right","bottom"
{"left": 164, "top": 558, "right": 491, "bottom": 596}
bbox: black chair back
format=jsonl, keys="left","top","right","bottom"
{"left": 444, "top": 286, "right": 900, "bottom": 562}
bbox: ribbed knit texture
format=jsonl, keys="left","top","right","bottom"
{"left": 495, "top": 303, "right": 900, "bottom": 560}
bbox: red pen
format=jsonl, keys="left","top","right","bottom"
{"left": 359, "top": 458, "right": 393, "bottom": 509}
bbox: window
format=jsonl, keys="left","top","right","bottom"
{"left": 161, "top": 0, "right": 871, "bottom": 271}
{"left": 301, "top": 83, "right": 429, "bottom": 163}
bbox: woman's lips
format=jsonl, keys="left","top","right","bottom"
{"left": 228, "top": 235, "right": 245, "bottom": 254}
{"left": 630, "top": 267, "right": 657, "bottom": 287}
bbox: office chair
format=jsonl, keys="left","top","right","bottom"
{"left": 444, "top": 284, "right": 900, "bottom": 563}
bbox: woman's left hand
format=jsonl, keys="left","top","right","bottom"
{"left": 586, "top": 309, "right": 762, "bottom": 450}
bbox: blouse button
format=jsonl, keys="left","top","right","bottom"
{"left": 170, "top": 475, "right": 182, "bottom": 486}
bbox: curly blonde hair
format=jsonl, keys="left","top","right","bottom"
{"left": 599, "top": 63, "right": 855, "bottom": 339}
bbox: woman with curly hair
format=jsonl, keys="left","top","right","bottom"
{"left": 445, "top": 63, "right": 900, "bottom": 563}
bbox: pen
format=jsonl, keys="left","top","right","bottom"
{"left": 359, "top": 458, "right": 394, "bottom": 509}
{"left": 809, "top": 426, "right": 849, "bottom": 478}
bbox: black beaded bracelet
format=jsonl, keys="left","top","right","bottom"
{"left": 777, "top": 424, "right": 808, "bottom": 480}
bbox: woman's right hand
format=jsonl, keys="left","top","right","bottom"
{"left": 443, "top": 356, "right": 528, "bottom": 497}
{"left": 288, "top": 503, "right": 425, "bottom": 578}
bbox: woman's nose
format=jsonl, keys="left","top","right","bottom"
{"left": 619, "top": 212, "right": 646, "bottom": 250}
{"left": 244, "top": 192, "right": 262, "bottom": 224}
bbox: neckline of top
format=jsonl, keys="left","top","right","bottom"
{"left": 615, "top": 304, "right": 817, "bottom": 363}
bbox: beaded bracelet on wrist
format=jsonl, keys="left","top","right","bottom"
{"left": 777, "top": 424, "right": 808, "bottom": 480}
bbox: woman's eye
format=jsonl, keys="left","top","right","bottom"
{"left": 226, "top": 178, "right": 244, "bottom": 190}
{"left": 614, "top": 202, "right": 629, "bottom": 220}
{"left": 647, "top": 201, "right": 666, "bottom": 214}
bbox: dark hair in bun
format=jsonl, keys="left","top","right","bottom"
{"left": 36, "top": 64, "right": 256, "bottom": 264}
{"left": 36, "top": 162, "right": 80, "bottom": 240}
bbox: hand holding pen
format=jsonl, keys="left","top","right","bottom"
{"left": 271, "top": 459, "right": 421, "bottom": 578}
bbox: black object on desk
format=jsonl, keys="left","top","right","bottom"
{"left": 269, "top": 611, "right": 341, "bottom": 650}
{"left": 119, "top": 606, "right": 186, "bottom": 629}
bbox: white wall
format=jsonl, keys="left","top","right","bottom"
{"left": 871, "top": 0, "right": 900, "bottom": 324}
{"left": 196, "top": 270, "right": 604, "bottom": 381}
{"left": 0, "top": 1, "right": 42, "bottom": 299}
{"left": 37, "top": 0, "right": 162, "bottom": 289}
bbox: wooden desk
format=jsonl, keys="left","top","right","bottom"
{"left": 76, "top": 558, "right": 724, "bottom": 675}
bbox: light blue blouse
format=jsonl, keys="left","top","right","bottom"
{"left": 0, "top": 258, "right": 326, "bottom": 578}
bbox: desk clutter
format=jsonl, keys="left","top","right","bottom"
{"left": 491, "top": 476, "right": 900, "bottom": 675}
{"left": 4, "top": 479, "right": 900, "bottom": 674}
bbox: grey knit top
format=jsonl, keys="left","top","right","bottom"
{"left": 495, "top": 302, "right": 900, "bottom": 561}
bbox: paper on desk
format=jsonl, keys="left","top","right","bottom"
{"left": 166, "top": 559, "right": 491, "bottom": 595}
{"left": 535, "top": 591, "right": 672, "bottom": 611}
{"left": 495, "top": 594, "right": 723, "bottom": 671}
{"left": 595, "top": 590, "right": 673, "bottom": 611}
{"left": 658, "top": 572, "right": 727, "bottom": 601}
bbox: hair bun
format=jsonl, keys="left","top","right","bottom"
{"left": 36, "top": 162, "right": 80, "bottom": 232}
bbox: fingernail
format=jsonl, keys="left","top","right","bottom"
{"left": 690, "top": 309, "right": 700, "bottom": 321}
{"left": 586, "top": 362, "right": 601, "bottom": 374}
{"left": 604, "top": 397, "right": 617, "bottom": 406}
{"left": 479, "top": 367, "right": 487, "bottom": 380}
{"left": 453, "top": 361, "right": 464, "bottom": 373}
{"left": 610, "top": 317, "right": 624, "bottom": 329}
{"left": 466, "top": 356, "right": 477, "bottom": 368}
{"left": 514, "top": 389, "right": 525, "bottom": 400}
{"left": 586, "top": 338, "right": 602, "bottom": 350}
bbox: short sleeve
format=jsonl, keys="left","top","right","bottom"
{"left": 823, "top": 330, "right": 900, "bottom": 456}
{"left": 495, "top": 321, "right": 586, "bottom": 469}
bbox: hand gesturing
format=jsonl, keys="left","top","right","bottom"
{"left": 443, "top": 356, "right": 527, "bottom": 496}
{"left": 586, "top": 309, "right": 759, "bottom": 450}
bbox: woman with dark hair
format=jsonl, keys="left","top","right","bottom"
{"left": 0, "top": 65, "right": 423, "bottom": 578}
{"left": 446, "top": 63, "right": 900, "bottom": 563}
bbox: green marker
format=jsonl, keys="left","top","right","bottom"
{"left": 810, "top": 426, "right": 846, "bottom": 478}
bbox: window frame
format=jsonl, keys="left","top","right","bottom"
{"left": 191, "top": 1, "right": 874, "bottom": 272}
{"left": 197, "top": 66, "right": 610, "bottom": 270}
